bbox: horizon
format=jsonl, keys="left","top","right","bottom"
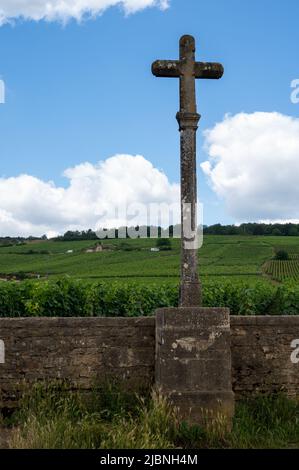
{"left": 2, "top": 220, "right": 299, "bottom": 241}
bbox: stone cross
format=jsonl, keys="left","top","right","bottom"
{"left": 152, "top": 35, "right": 223, "bottom": 307}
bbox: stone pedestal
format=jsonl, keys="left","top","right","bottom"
{"left": 155, "top": 307, "right": 234, "bottom": 428}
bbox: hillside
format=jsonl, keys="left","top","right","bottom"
{"left": 1, "top": 235, "right": 299, "bottom": 285}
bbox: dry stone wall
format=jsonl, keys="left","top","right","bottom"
{"left": 1, "top": 316, "right": 299, "bottom": 406}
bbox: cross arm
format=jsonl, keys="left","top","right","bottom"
{"left": 194, "top": 62, "right": 224, "bottom": 79}
{"left": 152, "top": 60, "right": 223, "bottom": 80}
{"left": 152, "top": 60, "right": 181, "bottom": 78}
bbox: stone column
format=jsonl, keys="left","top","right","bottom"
{"left": 177, "top": 112, "right": 202, "bottom": 307}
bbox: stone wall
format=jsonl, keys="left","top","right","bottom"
{"left": 1, "top": 315, "right": 299, "bottom": 406}
{"left": 0, "top": 317, "right": 155, "bottom": 407}
{"left": 230, "top": 316, "right": 299, "bottom": 399}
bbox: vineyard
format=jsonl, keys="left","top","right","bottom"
{"left": 263, "top": 259, "right": 299, "bottom": 281}
{"left": 1, "top": 236, "right": 299, "bottom": 315}
{"left": 0, "top": 235, "right": 299, "bottom": 285}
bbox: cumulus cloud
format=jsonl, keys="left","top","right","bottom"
{"left": 201, "top": 112, "right": 299, "bottom": 223}
{"left": 0, "top": 154, "right": 179, "bottom": 237}
{"left": 0, "top": 0, "right": 169, "bottom": 25}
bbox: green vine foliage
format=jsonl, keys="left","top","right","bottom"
{"left": 0, "top": 277, "right": 298, "bottom": 317}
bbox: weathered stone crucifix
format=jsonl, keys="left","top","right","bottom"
{"left": 152, "top": 35, "right": 224, "bottom": 307}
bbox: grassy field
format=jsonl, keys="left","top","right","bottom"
{"left": 1, "top": 235, "right": 299, "bottom": 284}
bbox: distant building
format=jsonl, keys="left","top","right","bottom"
{"left": 151, "top": 248, "right": 160, "bottom": 252}
{"left": 85, "top": 243, "right": 109, "bottom": 254}
{"left": 66, "top": 250, "right": 73, "bottom": 254}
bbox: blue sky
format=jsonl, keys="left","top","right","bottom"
{"left": 0, "top": 0, "right": 299, "bottom": 235}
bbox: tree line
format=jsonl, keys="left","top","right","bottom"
{"left": 203, "top": 223, "right": 299, "bottom": 236}
{"left": 56, "top": 223, "right": 299, "bottom": 240}
{"left": 2, "top": 222, "right": 299, "bottom": 245}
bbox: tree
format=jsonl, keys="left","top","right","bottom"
{"left": 156, "top": 238, "right": 172, "bottom": 251}
{"left": 289, "top": 227, "right": 299, "bottom": 237}
{"left": 275, "top": 250, "right": 289, "bottom": 260}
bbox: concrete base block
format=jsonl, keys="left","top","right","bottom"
{"left": 155, "top": 307, "right": 235, "bottom": 428}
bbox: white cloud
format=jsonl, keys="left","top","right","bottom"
{"left": 0, "top": 0, "right": 169, "bottom": 25}
{"left": 0, "top": 154, "right": 180, "bottom": 237}
{"left": 201, "top": 112, "right": 299, "bottom": 223}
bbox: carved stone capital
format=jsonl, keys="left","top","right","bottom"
{"left": 176, "top": 112, "right": 201, "bottom": 131}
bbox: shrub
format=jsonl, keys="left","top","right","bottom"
{"left": 0, "top": 282, "right": 30, "bottom": 317}
{"left": 87, "top": 283, "right": 178, "bottom": 317}
{"left": 275, "top": 250, "right": 289, "bottom": 260}
{"left": 156, "top": 238, "right": 172, "bottom": 251}
{"left": 24, "top": 278, "right": 88, "bottom": 317}
{"left": 118, "top": 242, "right": 135, "bottom": 252}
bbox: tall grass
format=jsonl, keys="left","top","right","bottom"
{"left": 2, "top": 382, "right": 299, "bottom": 449}
{"left": 6, "top": 382, "right": 178, "bottom": 449}
{"left": 230, "top": 395, "right": 299, "bottom": 448}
